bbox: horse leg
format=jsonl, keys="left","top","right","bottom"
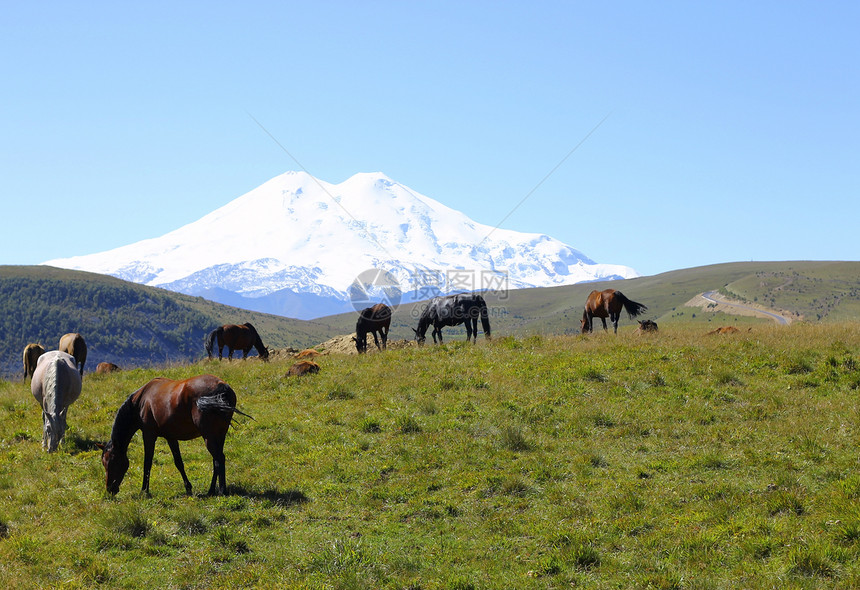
{"left": 218, "top": 344, "right": 223, "bottom": 361}
{"left": 381, "top": 326, "right": 388, "bottom": 350}
{"left": 204, "top": 436, "right": 227, "bottom": 495}
{"left": 371, "top": 330, "right": 381, "bottom": 351}
{"left": 611, "top": 312, "right": 619, "bottom": 334}
{"left": 167, "top": 439, "right": 193, "bottom": 495}
{"left": 465, "top": 318, "right": 475, "bottom": 343}
{"left": 242, "top": 347, "right": 249, "bottom": 359}
{"left": 433, "top": 325, "right": 443, "bottom": 344}
{"left": 600, "top": 317, "right": 608, "bottom": 332}
{"left": 141, "top": 431, "right": 157, "bottom": 496}
{"left": 228, "top": 347, "right": 234, "bottom": 361}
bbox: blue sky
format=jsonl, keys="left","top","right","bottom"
{"left": 2, "top": 1, "right": 858, "bottom": 277}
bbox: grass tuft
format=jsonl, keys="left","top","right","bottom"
{"left": 499, "top": 425, "right": 532, "bottom": 451}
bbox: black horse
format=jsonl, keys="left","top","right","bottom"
{"left": 412, "top": 293, "right": 491, "bottom": 345}
{"left": 353, "top": 303, "right": 392, "bottom": 353}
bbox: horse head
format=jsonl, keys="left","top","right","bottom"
{"left": 98, "top": 440, "right": 130, "bottom": 495}
{"left": 411, "top": 327, "right": 426, "bottom": 346}
{"left": 43, "top": 409, "right": 70, "bottom": 453}
{"left": 353, "top": 333, "right": 368, "bottom": 354}
{"left": 580, "top": 310, "right": 590, "bottom": 334}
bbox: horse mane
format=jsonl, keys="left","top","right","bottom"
{"left": 243, "top": 323, "right": 268, "bottom": 359}
{"left": 109, "top": 393, "right": 141, "bottom": 451}
{"left": 414, "top": 303, "right": 433, "bottom": 337}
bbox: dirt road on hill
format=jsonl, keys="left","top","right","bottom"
{"left": 686, "top": 291, "right": 795, "bottom": 325}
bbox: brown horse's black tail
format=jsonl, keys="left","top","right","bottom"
{"left": 197, "top": 386, "right": 255, "bottom": 425}
{"left": 618, "top": 292, "right": 648, "bottom": 319}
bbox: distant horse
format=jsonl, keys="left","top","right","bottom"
{"left": 98, "top": 374, "right": 243, "bottom": 496}
{"left": 353, "top": 303, "right": 392, "bottom": 353}
{"left": 207, "top": 323, "right": 269, "bottom": 361}
{"left": 634, "top": 319, "right": 659, "bottom": 334}
{"left": 96, "top": 362, "right": 121, "bottom": 374}
{"left": 581, "top": 289, "right": 647, "bottom": 334}
{"left": 30, "top": 351, "right": 82, "bottom": 452}
{"left": 23, "top": 343, "right": 45, "bottom": 381}
{"left": 59, "top": 333, "right": 87, "bottom": 376}
{"left": 287, "top": 360, "right": 320, "bottom": 376}
{"left": 413, "top": 293, "right": 491, "bottom": 345}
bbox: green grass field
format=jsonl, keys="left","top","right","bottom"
{"left": 2, "top": 322, "right": 860, "bottom": 588}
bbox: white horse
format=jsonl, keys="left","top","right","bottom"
{"left": 30, "top": 351, "right": 82, "bottom": 452}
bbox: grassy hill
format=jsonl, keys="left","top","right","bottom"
{"left": 2, "top": 261, "right": 858, "bottom": 378}
{"left": 0, "top": 266, "right": 337, "bottom": 379}
{"left": 322, "top": 261, "right": 860, "bottom": 341}
{"left": 2, "top": 323, "right": 860, "bottom": 587}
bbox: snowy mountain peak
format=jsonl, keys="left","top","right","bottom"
{"left": 43, "top": 172, "right": 639, "bottom": 319}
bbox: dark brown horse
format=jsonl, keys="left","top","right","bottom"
{"left": 353, "top": 303, "right": 392, "bottom": 353}
{"left": 98, "top": 374, "right": 241, "bottom": 496}
{"left": 59, "top": 333, "right": 87, "bottom": 376}
{"left": 581, "top": 289, "right": 647, "bottom": 334}
{"left": 23, "top": 342, "right": 45, "bottom": 381}
{"left": 205, "top": 323, "right": 269, "bottom": 361}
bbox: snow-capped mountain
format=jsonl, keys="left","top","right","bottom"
{"left": 43, "top": 172, "right": 639, "bottom": 319}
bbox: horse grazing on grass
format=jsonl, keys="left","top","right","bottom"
{"left": 413, "top": 293, "right": 491, "bottom": 345}
{"left": 59, "top": 333, "right": 87, "bottom": 376}
{"left": 30, "top": 351, "right": 82, "bottom": 452}
{"left": 581, "top": 289, "right": 647, "bottom": 334}
{"left": 23, "top": 343, "right": 45, "bottom": 381}
{"left": 96, "top": 362, "right": 121, "bottom": 374}
{"left": 98, "top": 374, "right": 246, "bottom": 496}
{"left": 206, "top": 323, "right": 269, "bottom": 361}
{"left": 353, "top": 303, "right": 392, "bottom": 353}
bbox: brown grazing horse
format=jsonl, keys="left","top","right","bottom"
{"left": 205, "top": 323, "right": 269, "bottom": 361}
{"left": 287, "top": 360, "right": 321, "bottom": 376}
{"left": 581, "top": 289, "right": 647, "bottom": 334}
{"left": 95, "top": 362, "right": 121, "bottom": 374}
{"left": 353, "top": 303, "right": 392, "bottom": 353}
{"left": 59, "top": 333, "right": 87, "bottom": 376}
{"left": 98, "top": 374, "right": 241, "bottom": 496}
{"left": 23, "top": 343, "right": 45, "bottom": 381}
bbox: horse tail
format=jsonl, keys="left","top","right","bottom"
{"left": 478, "top": 295, "right": 491, "bottom": 338}
{"left": 204, "top": 329, "right": 217, "bottom": 357}
{"left": 197, "top": 384, "right": 255, "bottom": 424}
{"left": 618, "top": 292, "right": 648, "bottom": 319}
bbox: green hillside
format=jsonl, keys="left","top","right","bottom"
{"left": 0, "top": 266, "right": 336, "bottom": 379}
{"left": 324, "top": 261, "right": 860, "bottom": 340}
{"left": 3, "top": 261, "right": 858, "bottom": 378}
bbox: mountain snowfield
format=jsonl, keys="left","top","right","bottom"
{"left": 43, "top": 172, "right": 639, "bottom": 319}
